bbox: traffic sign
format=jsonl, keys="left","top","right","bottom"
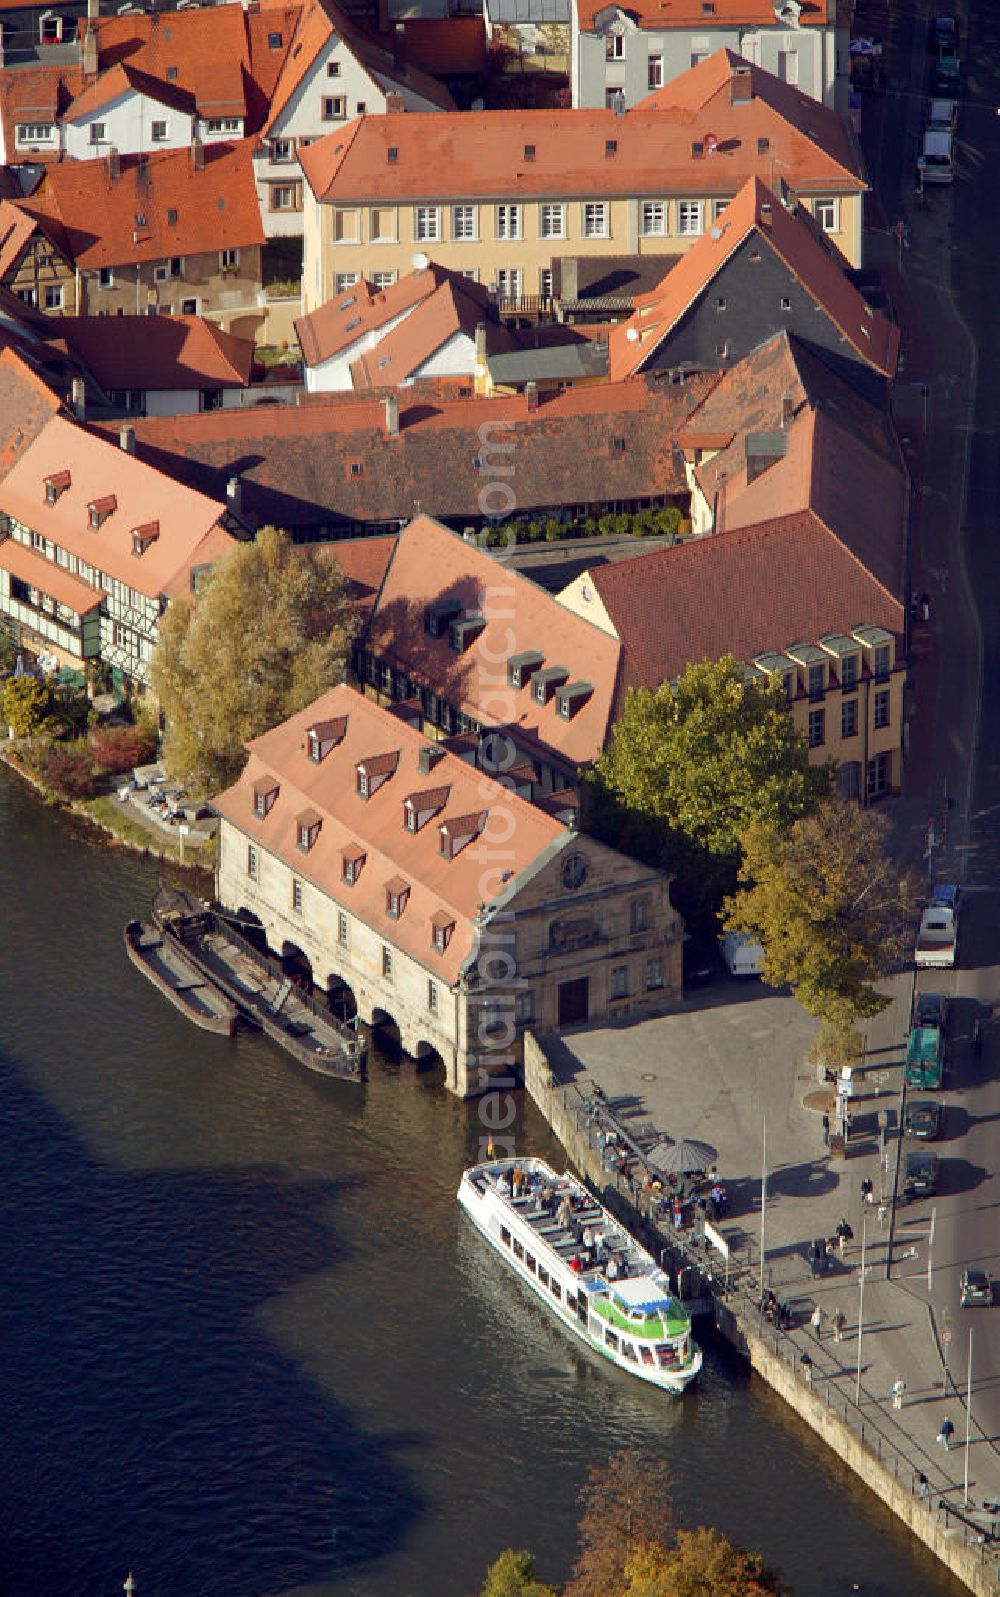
{"left": 942, "top": 1328, "right": 953, "bottom": 1345}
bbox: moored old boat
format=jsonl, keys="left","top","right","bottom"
{"left": 458, "top": 1156, "right": 701, "bottom": 1394}
{"left": 124, "top": 920, "right": 239, "bottom": 1037}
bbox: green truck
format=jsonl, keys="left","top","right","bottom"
{"left": 905, "top": 1025, "right": 946, "bottom": 1089}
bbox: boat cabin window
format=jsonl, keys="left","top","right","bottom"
{"left": 605, "top": 1330, "right": 619, "bottom": 1352}
{"left": 640, "top": 1346, "right": 654, "bottom": 1366}
{"left": 622, "top": 1343, "right": 637, "bottom": 1361}
{"left": 551, "top": 1280, "right": 562, "bottom": 1301}
{"left": 526, "top": 1253, "right": 536, "bottom": 1274}
{"left": 500, "top": 1226, "right": 511, "bottom": 1247}
{"left": 513, "top": 1239, "right": 524, "bottom": 1260}
{"left": 538, "top": 1265, "right": 549, "bottom": 1287}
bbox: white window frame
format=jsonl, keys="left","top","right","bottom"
{"left": 605, "top": 31, "right": 624, "bottom": 59}
{"left": 150, "top": 119, "right": 168, "bottom": 142}
{"left": 495, "top": 203, "right": 522, "bottom": 240}
{"left": 371, "top": 271, "right": 397, "bottom": 290}
{"left": 89, "top": 121, "right": 107, "bottom": 145}
{"left": 539, "top": 202, "right": 565, "bottom": 239}
{"left": 219, "top": 248, "right": 240, "bottom": 271}
{"left": 271, "top": 185, "right": 297, "bottom": 211}
{"left": 647, "top": 53, "right": 663, "bottom": 89}
{"left": 495, "top": 267, "right": 522, "bottom": 299}
{"left": 778, "top": 47, "right": 799, "bottom": 85}
{"left": 678, "top": 200, "right": 704, "bottom": 237}
{"left": 16, "top": 123, "right": 54, "bottom": 144}
{"left": 452, "top": 203, "right": 477, "bottom": 240}
{"left": 270, "top": 137, "right": 294, "bottom": 163}
{"left": 814, "top": 198, "right": 840, "bottom": 233}
{"left": 582, "top": 201, "right": 609, "bottom": 239}
{"left": 335, "top": 272, "right": 360, "bottom": 293}
{"left": 322, "top": 95, "right": 346, "bottom": 121}
{"left": 43, "top": 284, "right": 63, "bottom": 310}
{"left": 414, "top": 205, "right": 440, "bottom": 242}
{"left": 640, "top": 200, "right": 666, "bottom": 237}
{"left": 206, "top": 116, "right": 241, "bottom": 135}
{"left": 539, "top": 266, "right": 553, "bottom": 297}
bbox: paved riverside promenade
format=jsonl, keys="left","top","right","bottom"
{"left": 534, "top": 975, "right": 1000, "bottom": 1591}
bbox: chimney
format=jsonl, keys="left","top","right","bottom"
{"left": 71, "top": 378, "right": 86, "bottom": 420}
{"left": 87, "top": 0, "right": 99, "bottom": 16}
{"left": 119, "top": 424, "right": 135, "bottom": 454}
{"left": 730, "top": 63, "right": 753, "bottom": 105}
{"left": 107, "top": 146, "right": 120, "bottom": 181}
{"left": 376, "top": 0, "right": 390, "bottom": 32}
{"left": 759, "top": 200, "right": 772, "bottom": 227}
{"left": 418, "top": 745, "right": 444, "bottom": 775}
{"left": 392, "top": 21, "right": 405, "bottom": 72}
{"left": 82, "top": 21, "right": 97, "bottom": 77}
{"left": 475, "top": 320, "right": 487, "bottom": 365}
{"left": 191, "top": 137, "right": 204, "bottom": 172}
{"left": 525, "top": 380, "right": 539, "bottom": 413}
{"left": 780, "top": 390, "right": 794, "bottom": 430}
{"left": 385, "top": 92, "right": 404, "bottom": 113}
{"left": 384, "top": 394, "right": 399, "bottom": 436}
{"left": 227, "top": 474, "right": 243, "bottom": 514}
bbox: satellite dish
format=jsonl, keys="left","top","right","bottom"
{"left": 412, "top": 251, "right": 430, "bottom": 272}
{"left": 626, "top": 327, "right": 640, "bottom": 343}
{"left": 710, "top": 225, "right": 723, "bottom": 240}
{"left": 580, "top": 582, "right": 593, "bottom": 602}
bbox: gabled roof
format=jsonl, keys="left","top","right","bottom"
{"left": 81, "top": 6, "right": 257, "bottom": 123}
{"left": 299, "top": 49, "right": 864, "bottom": 203}
{"left": 0, "top": 345, "right": 65, "bottom": 479}
{"left": 64, "top": 61, "right": 197, "bottom": 124}
{"left": 566, "top": 511, "right": 902, "bottom": 708}
{"left": 316, "top": 533, "right": 397, "bottom": 621}
{"left": 295, "top": 266, "right": 442, "bottom": 368}
{"left": 400, "top": 18, "right": 489, "bottom": 76}
{"left": 0, "top": 61, "right": 84, "bottom": 164}
{"left": 365, "top": 514, "right": 622, "bottom": 771}
{"left": 348, "top": 270, "right": 522, "bottom": 390}
{"left": 94, "top": 372, "right": 715, "bottom": 532}
{"left": 577, "top": 0, "right": 832, "bottom": 32}
{"left": 610, "top": 177, "right": 897, "bottom": 382}
{"left": 21, "top": 140, "right": 264, "bottom": 269}
{"left": 0, "top": 412, "right": 234, "bottom": 598}
{"left": 54, "top": 315, "right": 254, "bottom": 394}
{"left": 213, "top": 682, "right": 568, "bottom": 984}
{"left": 263, "top": 0, "right": 454, "bottom": 135}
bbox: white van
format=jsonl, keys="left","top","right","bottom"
{"left": 719, "top": 931, "right": 765, "bottom": 977}
{"left": 918, "top": 129, "right": 954, "bottom": 184}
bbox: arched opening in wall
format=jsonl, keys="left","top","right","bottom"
{"left": 281, "top": 939, "right": 314, "bottom": 994}
{"left": 232, "top": 906, "right": 269, "bottom": 955}
{"left": 326, "top": 972, "right": 358, "bottom": 1024}
{"left": 414, "top": 1040, "right": 445, "bottom": 1081}
{"left": 371, "top": 1006, "right": 402, "bottom": 1056}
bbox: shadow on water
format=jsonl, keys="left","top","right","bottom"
{"left": 0, "top": 1045, "right": 424, "bottom": 1597}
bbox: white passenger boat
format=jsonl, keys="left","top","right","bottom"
{"left": 458, "top": 1155, "right": 702, "bottom": 1394}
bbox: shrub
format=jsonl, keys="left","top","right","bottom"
{"left": 2, "top": 675, "right": 56, "bottom": 736}
{"left": 653, "top": 505, "right": 683, "bottom": 538}
{"left": 631, "top": 509, "right": 656, "bottom": 537}
{"left": 29, "top": 740, "right": 98, "bottom": 800}
{"left": 525, "top": 519, "right": 544, "bottom": 543}
{"left": 88, "top": 722, "right": 159, "bottom": 774}
{"left": 543, "top": 519, "right": 563, "bottom": 541}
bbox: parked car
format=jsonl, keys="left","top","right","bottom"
{"left": 903, "top": 1150, "right": 940, "bottom": 1198}
{"left": 931, "top": 14, "right": 957, "bottom": 52}
{"left": 927, "top": 97, "right": 959, "bottom": 132}
{"left": 904, "top": 1098, "right": 943, "bottom": 1140}
{"left": 913, "top": 991, "right": 949, "bottom": 1031}
{"left": 935, "top": 49, "right": 961, "bottom": 93}
{"left": 959, "top": 1268, "right": 992, "bottom": 1307}
{"left": 918, "top": 129, "right": 954, "bottom": 184}
{"left": 719, "top": 930, "right": 765, "bottom": 977}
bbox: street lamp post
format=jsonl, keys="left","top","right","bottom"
{"left": 855, "top": 1209, "right": 867, "bottom": 1406}
{"left": 964, "top": 1329, "right": 973, "bottom": 1507}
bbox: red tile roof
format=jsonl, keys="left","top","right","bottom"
{"left": 0, "top": 345, "right": 65, "bottom": 477}
{"left": 0, "top": 532, "right": 102, "bottom": 614}
{"left": 316, "top": 533, "right": 397, "bottom": 619}
{"left": 610, "top": 178, "right": 896, "bottom": 382}
{"left": 213, "top": 681, "right": 568, "bottom": 984}
{"left": 64, "top": 61, "right": 197, "bottom": 123}
{"left": 55, "top": 315, "right": 254, "bottom": 393}
{"left": 0, "top": 61, "right": 84, "bottom": 165}
{"left": 95, "top": 372, "right": 714, "bottom": 531}
{"left": 22, "top": 140, "right": 264, "bottom": 269}
{"left": 349, "top": 271, "right": 522, "bottom": 389}
{"left": 365, "top": 514, "right": 622, "bottom": 772}
{"left": 295, "top": 267, "right": 441, "bottom": 367}
{"left": 400, "top": 18, "right": 488, "bottom": 76}
{"left": 83, "top": 6, "right": 255, "bottom": 122}
{"left": 576, "top": 0, "right": 831, "bottom": 31}
{"left": 574, "top": 512, "right": 902, "bottom": 705}
{"left": 0, "top": 413, "right": 235, "bottom": 599}
{"left": 300, "top": 49, "right": 864, "bottom": 204}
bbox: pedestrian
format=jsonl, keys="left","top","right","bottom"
{"left": 918, "top": 1472, "right": 930, "bottom": 1502}
{"left": 833, "top": 1308, "right": 846, "bottom": 1343}
{"left": 921, "top": 592, "right": 930, "bottom": 622}
{"left": 878, "top": 1203, "right": 888, "bottom": 1228}
{"left": 822, "top": 1112, "right": 830, "bottom": 1147}
{"left": 938, "top": 1417, "right": 955, "bottom": 1450}
{"left": 861, "top": 1178, "right": 874, "bottom": 1205}
{"left": 811, "top": 1304, "right": 823, "bottom": 1339}
{"left": 892, "top": 1379, "right": 906, "bottom": 1411}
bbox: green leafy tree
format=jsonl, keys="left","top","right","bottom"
{"left": 564, "top": 1449, "right": 674, "bottom": 1597}
{"left": 624, "top": 1526, "right": 790, "bottom": 1597}
{"left": 726, "top": 796, "right": 917, "bottom": 1031}
{"left": 2, "top": 674, "right": 56, "bottom": 737}
{"left": 150, "top": 526, "right": 354, "bottom": 794}
{"left": 586, "top": 656, "right": 830, "bottom": 929}
{"left": 480, "top": 1549, "right": 558, "bottom": 1597}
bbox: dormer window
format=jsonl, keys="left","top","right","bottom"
{"left": 44, "top": 470, "right": 71, "bottom": 504}
{"left": 355, "top": 750, "right": 399, "bottom": 799}
{"left": 385, "top": 876, "right": 410, "bottom": 920}
{"left": 306, "top": 716, "right": 347, "bottom": 762}
{"left": 131, "top": 520, "right": 159, "bottom": 556}
{"left": 431, "top": 912, "right": 455, "bottom": 953}
{"left": 449, "top": 614, "right": 485, "bottom": 654}
{"left": 88, "top": 495, "right": 116, "bottom": 529}
{"left": 508, "top": 649, "right": 544, "bottom": 689}
{"left": 342, "top": 844, "right": 366, "bottom": 884}
{"left": 555, "top": 680, "right": 593, "bottom": 720}
{"left": 439, "top": 810, "right": 487, "bottom": 860}
{"left": 531, "top": 664, "right": 568, "bottom": 705}
{"left": 296, "top": 808, "right": 321, "bottom": 852}
{"left": 403, "top": 784, "right": 450, "bottom": 833}
{"left": 841, "top": 653, "right": 858, "bottom": 690}
{"left": 424, "top": 598, "right": 462, "bottom": 638}
{"left": 253, "top": 778, "right": 279, "bottom": 818}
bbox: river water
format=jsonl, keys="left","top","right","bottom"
{"left": 0, "top": 764, "right": 964, "bottom": 1597}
